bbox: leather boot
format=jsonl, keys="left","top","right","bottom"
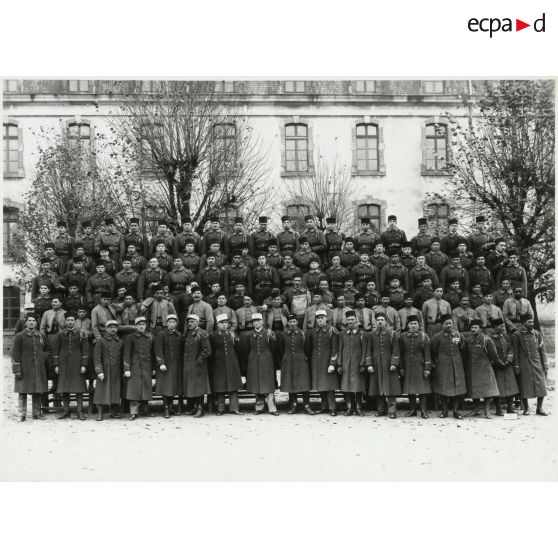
{"left": 536, "top": 396, "right": 548, "bottom": 416}
{"left": 420, "top": 395, "right": 429, "bottom": 419}
{"left": 177, "top": 399, "right": 184, "bottom": 415}
{"left": 482, "top": 399, "right": 492, "bottom": 419}
{"left": 522, "top": 398, "right": 530, "bottom": 415}
{"left": 495, "top": 398, "right": 504, "bottom": 416}
{"left": 288, "top": 394, "right": 298, "bottom": 414}
{"left": 164, "top": 402, "right": 171, "bottom": 419}
{"left": 506, "top": 397, "right": 515, "bottom": 414}
{"left": 76, "top": 394, "right": 86, "bottom": 420}
{"left": 439, "top": 396, "right": 449, "bottom": 418}
{"left": 96, "top": 406, "right": 104, "bottom": 421}
{"left": 302, "top": 393, "right": 315, "bottom": 415}
{"left": 194, "top": 399, "right": 204, "bottom": 418}
{"left": 405, "top": 395, "right": 417, "bottom": 417}
{"left": 58, "top": 394, "right": 72, "bottom": 419}
{"left": 344, "top": 393, "right": 354, "bottom": 416}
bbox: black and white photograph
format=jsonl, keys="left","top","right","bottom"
{"left": 2, "top": 76, "right": 555, "bottom": 480}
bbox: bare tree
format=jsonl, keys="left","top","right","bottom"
{"left": 106, "top": 80, "right": 274, "bottom": 233}
{"left": 281, "top": 153, "right": 357, "bottom": 231}
{"left": 445, "top": 79, "right": 555, "bottom": 322}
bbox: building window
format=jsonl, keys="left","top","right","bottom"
{"left": 67, "top": 122, "right": 92, "bottom": 150}
{"left": 3, "top": 285, "right": 21, "bottom": 331}
{"left": 422, "top": 80, "right": 445, "bottom": 94}
{"left": 354, "top": 80, "right": 375, "bottom": 93}
{"left": 213, "top": 123, "right": 237, "bottom": 172}
{"left": 214, "top": 81, "right": 235, "bottom": 93}
{"left": 286, "top": 202, "right": 311, "bottom": 230}
{"left": 355, "top": 124, "right": 379, "bottom": 172}
{"left": 3, "top": 122, "right": 24, "bottom": 177}
{"left": 3, "top": 80, "right": 19, "bottom": 93}
{"left": 284, "top": 81, "right": 305, "bottom": 93}
{"left": 357, "top": 203, "right": 381, "bottom": 233}
{"left": 427, "top": 202, "right": 450, "bottom": 233}
{"left": 68, "top": 80, "right": 90, "bottom": 93}
{"left": 3, "top": 210, "right": 19, "bottom": 261}
{"left": 285, "top": 124, "right": 309, "bottom": 173}
{"left": 424, "top": 123, "right": 449, "bottom": 172}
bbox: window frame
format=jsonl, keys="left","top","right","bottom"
{"left": 421, "top": 120, "right": 452, "bottom": 176}
{"left": 3, "top": 80, "right": 19, "bottom": 93}
{"left": 351, "top": 118, "right": 386, "bottom": 176}
{"left": 422, "top": 80, "right": 445, "bottom": 94}
{"left": 212, "top": 122, "right": 239, "bottom": 175}
{"left": 3, "top": 210, "right": 19, "bottom": 261}
{"left": 3, "top": 284, "right": 21, "bottom": 331}
{"left": 3, "top": 119, "right": 24, "bottom": 178}
{"left": 353, "top": 80, "right": 376, "bottom": 94}
{"left": 68, "top": 80, "right": 91, "bottom": 93}
{"left": 284, "top": 81, "right": 306, "bottom": 94}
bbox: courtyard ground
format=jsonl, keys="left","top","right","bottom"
{"left": 1, "top": 354, "right": 557, "bottom": 481}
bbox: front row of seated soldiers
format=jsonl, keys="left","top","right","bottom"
{"left": 12, "top": 304, "right": 549, "bottom": 421}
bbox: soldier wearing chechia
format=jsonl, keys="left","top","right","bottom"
{"left": 380, "top": 215, "right": 407, "bottom": 256}
{"left": 249, "top": 216, "right": 275, "bottom": 258}
{"left": 354, "top": 217, "right": 379, "bottom": 254}
{"left": 324, "top": 216, "right": 345, "bottom": 265}
{"left": 120, "top": 217, "right": 150, "bottom": 258}
{"left": 52, "top": 220, "right": 75, "bottom": 275}
{"left": 276, "top": 215, "right": 300, "bottom": 256}
{"left": 173, "top": 218, "right": 202, "bottom": 256}
{"left": 225, "top": 216, "right": 249, "bottom": 258}
{"left": 410, "top": 217, "right": 433, "bottom": 256}
{"left": 301, "top": 215, "right": 327, "bottom": 257}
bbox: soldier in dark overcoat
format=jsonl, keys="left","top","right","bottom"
{"left": 93, "top": 320, "right": 123, "bottom": 420}
{"left": 324, "top": 217, "right": 345, "bottom": 265}
{"left": 337, "top": 311, "right": 371, "bottom": 416}
{"left": 368, "top": 313, "right": 401, "bottom": 418}
{"left": 154, "top": 314, "right": 183, "bottom": 418}
{"left": 244, "top": 313, "right": 280, "bottom": 415}
{"left": 399, "top": 315, "right": 432, "bottom": 418}
{"left": 123, "top": 316, "right": 155, "bottom": 420}
{"left": 465, "top": 319, "right": 500, "bottom": 418}
{"left": 182, "top": 314, "right": 212, "bottom": 417}
{"left": 489, "top": 318, "right": 519, "bottom": 415}
{"left": 52, "top": 313, "right": 89, "bottom": 420}
{"left": 306, "top": 309, "right": 339, "bottom": 415}
{"left": 278, "top": 315, "right": 314, "bottom": 414}
{"left": 12, "top": 315, "right": 50, "bottom": 421}
{"left": 430, "top": 314, "right": 467, "bottom": 419}
{"left": 512, "top": 313, "right": 549, "bottom": 416}
{"left": 276, "top": 216, "right": 300, "bottom": 257}
{"left": 208, "top": 314, "right": 244, "bottom": 415}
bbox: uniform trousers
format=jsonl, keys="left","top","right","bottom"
{"left": 255, "top": 393, "right": 277, "bottom": 413}
{"left": 18, "top": 393, "right": 42, "bottom": 418}
{"left": 214, "top": 391, "right": 240, "bottom": 412}
{"left": 378, "top": 396, "right": 397, "bottom": 414}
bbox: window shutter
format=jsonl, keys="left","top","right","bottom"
{"left": 351, "top": 125, "right": 357, "bottom": 174}
{"left": 421, "top": 125, "right": 428, "bottom": 174}
{"left": 17, "top": 126, "right": 24, "bottom": 177}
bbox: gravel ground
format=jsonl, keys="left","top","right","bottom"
{"left": 2, "top": 354, "right": 557, "bottom": 481}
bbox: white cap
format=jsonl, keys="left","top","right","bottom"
{"left": 106, "top": 320, "right": 118, "bottom": 327}
{"left": 166, "top": 314, "right": 178, "bottom": 322}
{"left": 216, "top": 314, "right": 229, "bottom": 323}
{"left": 251, "top": 313, "right": 263, "bottom": 321}
{"left": 134, "top": 316, "right": 146, "bottom": 324}
{"left": 316, "top": 309, "right": 327, "bottom": 317}
{"left": 186, "top": 313, "right": 200, "bottom": 322}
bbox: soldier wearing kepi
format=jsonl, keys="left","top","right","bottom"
{"left": 276, "top": 215, "right": 299, "bottom": 257}
{"left": 338, "top": 310, "right": 371, "bottom": 416}
{"left": 208, "top": 314, "right": 244, "bottom": 416}
{"left": 12, "top": 314, "right": 50, "bottom": 421}
{"left": 182, "top": 314, "right": 212, "bottom": 418}
{"left": 123, "top": 316, "right": 155, "bottom": 420}
{"left": 53, "top": 220, "right": 75, "bottom": 275}
{"left": 278, "top": 314, "right": 315, "bottom": 415}
{"left": 465, "top": 319, "right": 500, "bottom": 419}
{"left": 93, "top": 320, "right": 123, "bottom": 421}
{"left": 430, "top": 314, "right": 467, "bottom": 419}
{"left": 306, "top": 309, "right": 339, "bottom": 415}
{"left": 52, "top": 312, "right": 89, "bottom": 420}
{"left": 489, "top": 318, "right": 519, "bottom": 416}
{"left": 410, "top": 217, "right": 433, "bottom": 257}
{"left": 324, "top": 216, "right": 345, "bottom": 266}
{"left": 380, "top": 215, "right": 407, "bottom": 256}
{"left": 512, "top": 313, "right": 549, "bottom": 416}
{"left": 368, "top": 312, "right": 401, "bottom": 418}
{"left": 399, "top": 315, "right": 431, "bottom": 419}
{"left": 154, "top": 314, "right": 182, "bottom": 418}
{"left": 244, "top": 313, "right": 280, "bottom": 416}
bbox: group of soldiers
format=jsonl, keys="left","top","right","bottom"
{"left": 12, "top": 212, "right": 550, "bottom": 421}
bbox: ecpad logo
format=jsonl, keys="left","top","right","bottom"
{"left": 468, "top": 13, "right": 546, "bottom": 37}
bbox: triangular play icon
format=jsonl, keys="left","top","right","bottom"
{"left": 516, "top": 19, "right": 530, "bottom": 31}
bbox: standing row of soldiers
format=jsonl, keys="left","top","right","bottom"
{"left": 13, "top": 212, "right": 548, "bottom": 419}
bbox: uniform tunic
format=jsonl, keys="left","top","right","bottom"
{"left": 208, "top": 330, "right": 243, "bottom": 393}
{"left": 352, "top": 262, "right": 380, "bottom": 291}
{"left": 338, "top": 329, "right": 369, "bottom": 393}
{"left": 306, "top": 326, "right": 339, "bottom": 392}
{"left": 249, "top": 230, "right": 275, "bottom": 257}
{"left": 465, "top": 333, "right": 500, "bottom": 398}
{"left": 302, "top": 227, "right": 327, "bottom": 256}
{"left": 12, "top": 330, "right": 50, "bottom": 394}
{"left": 201, "top": 230, "right": 226, "bottom": 255}
{"left": 430, "top": 331, "right": 467, "bottom": 397}
{"left": 120, "top": 231, "right": 149, "bottom": 257}
{"left": 182, "top": 328, "right": 212, "bottom": 397}
{"left": 293, "top": 250, "right": 321, "bottom": 274}
{"left": 325, "top": 230, "right": 345, "bottom": 263}
{"left": 278, "top": 264, "right": 302, "bottom": 290}
{"left": 425, "top": 250, "right": 450, "bottom": 274}
{"left": 490, "top": 332, "right": 519, "bottom": 397}
{"left": 512, "top": 328, "right": 548, "bottom": 398}
{"left": 354, "top": 231, "right": 380, "bottom": 254}
{"left": 399, "top": 331, "right": 432, "bottom": 395}
{"left": 339, "top": 250, "right": 360, "bottom": 271}
{"left": 123, "top": 332, "right": 155, "bottom": 401}
{"left": 52, "top": 328, "right": 89, "bottom": 393}
{"left": 278, "top": 329, "right": 311, "bottom": 393}
{"left": 173, "top": 231, "right": 202, "bottom": 256}
{"left": 410, "top": 232, "right": 434, "bottom": 256}
{"left": 154, "top": 329, "right": 182, "bottom": 396}
{"left": 86, "top": 273, "right": 115, "bottom": 306}
{"left": 326, "top": 265, "right": 350, "bottom": 293}
{"left": 245, "top": 329, "right": 278, "bottom": 394}
{"left": 368, "top": 329, "right": 401, "bottom": 397}
{"left": 380, "top": 228, "right": 408, "bottom": 255}
{"left": 53, "top": 233, "right": 75, "bottom": 275}
{"left": 93, "top": 334, "right": 123, "bottom": 405}
{"left": 276, "top": 229, "right": 299, "bottom": 256}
